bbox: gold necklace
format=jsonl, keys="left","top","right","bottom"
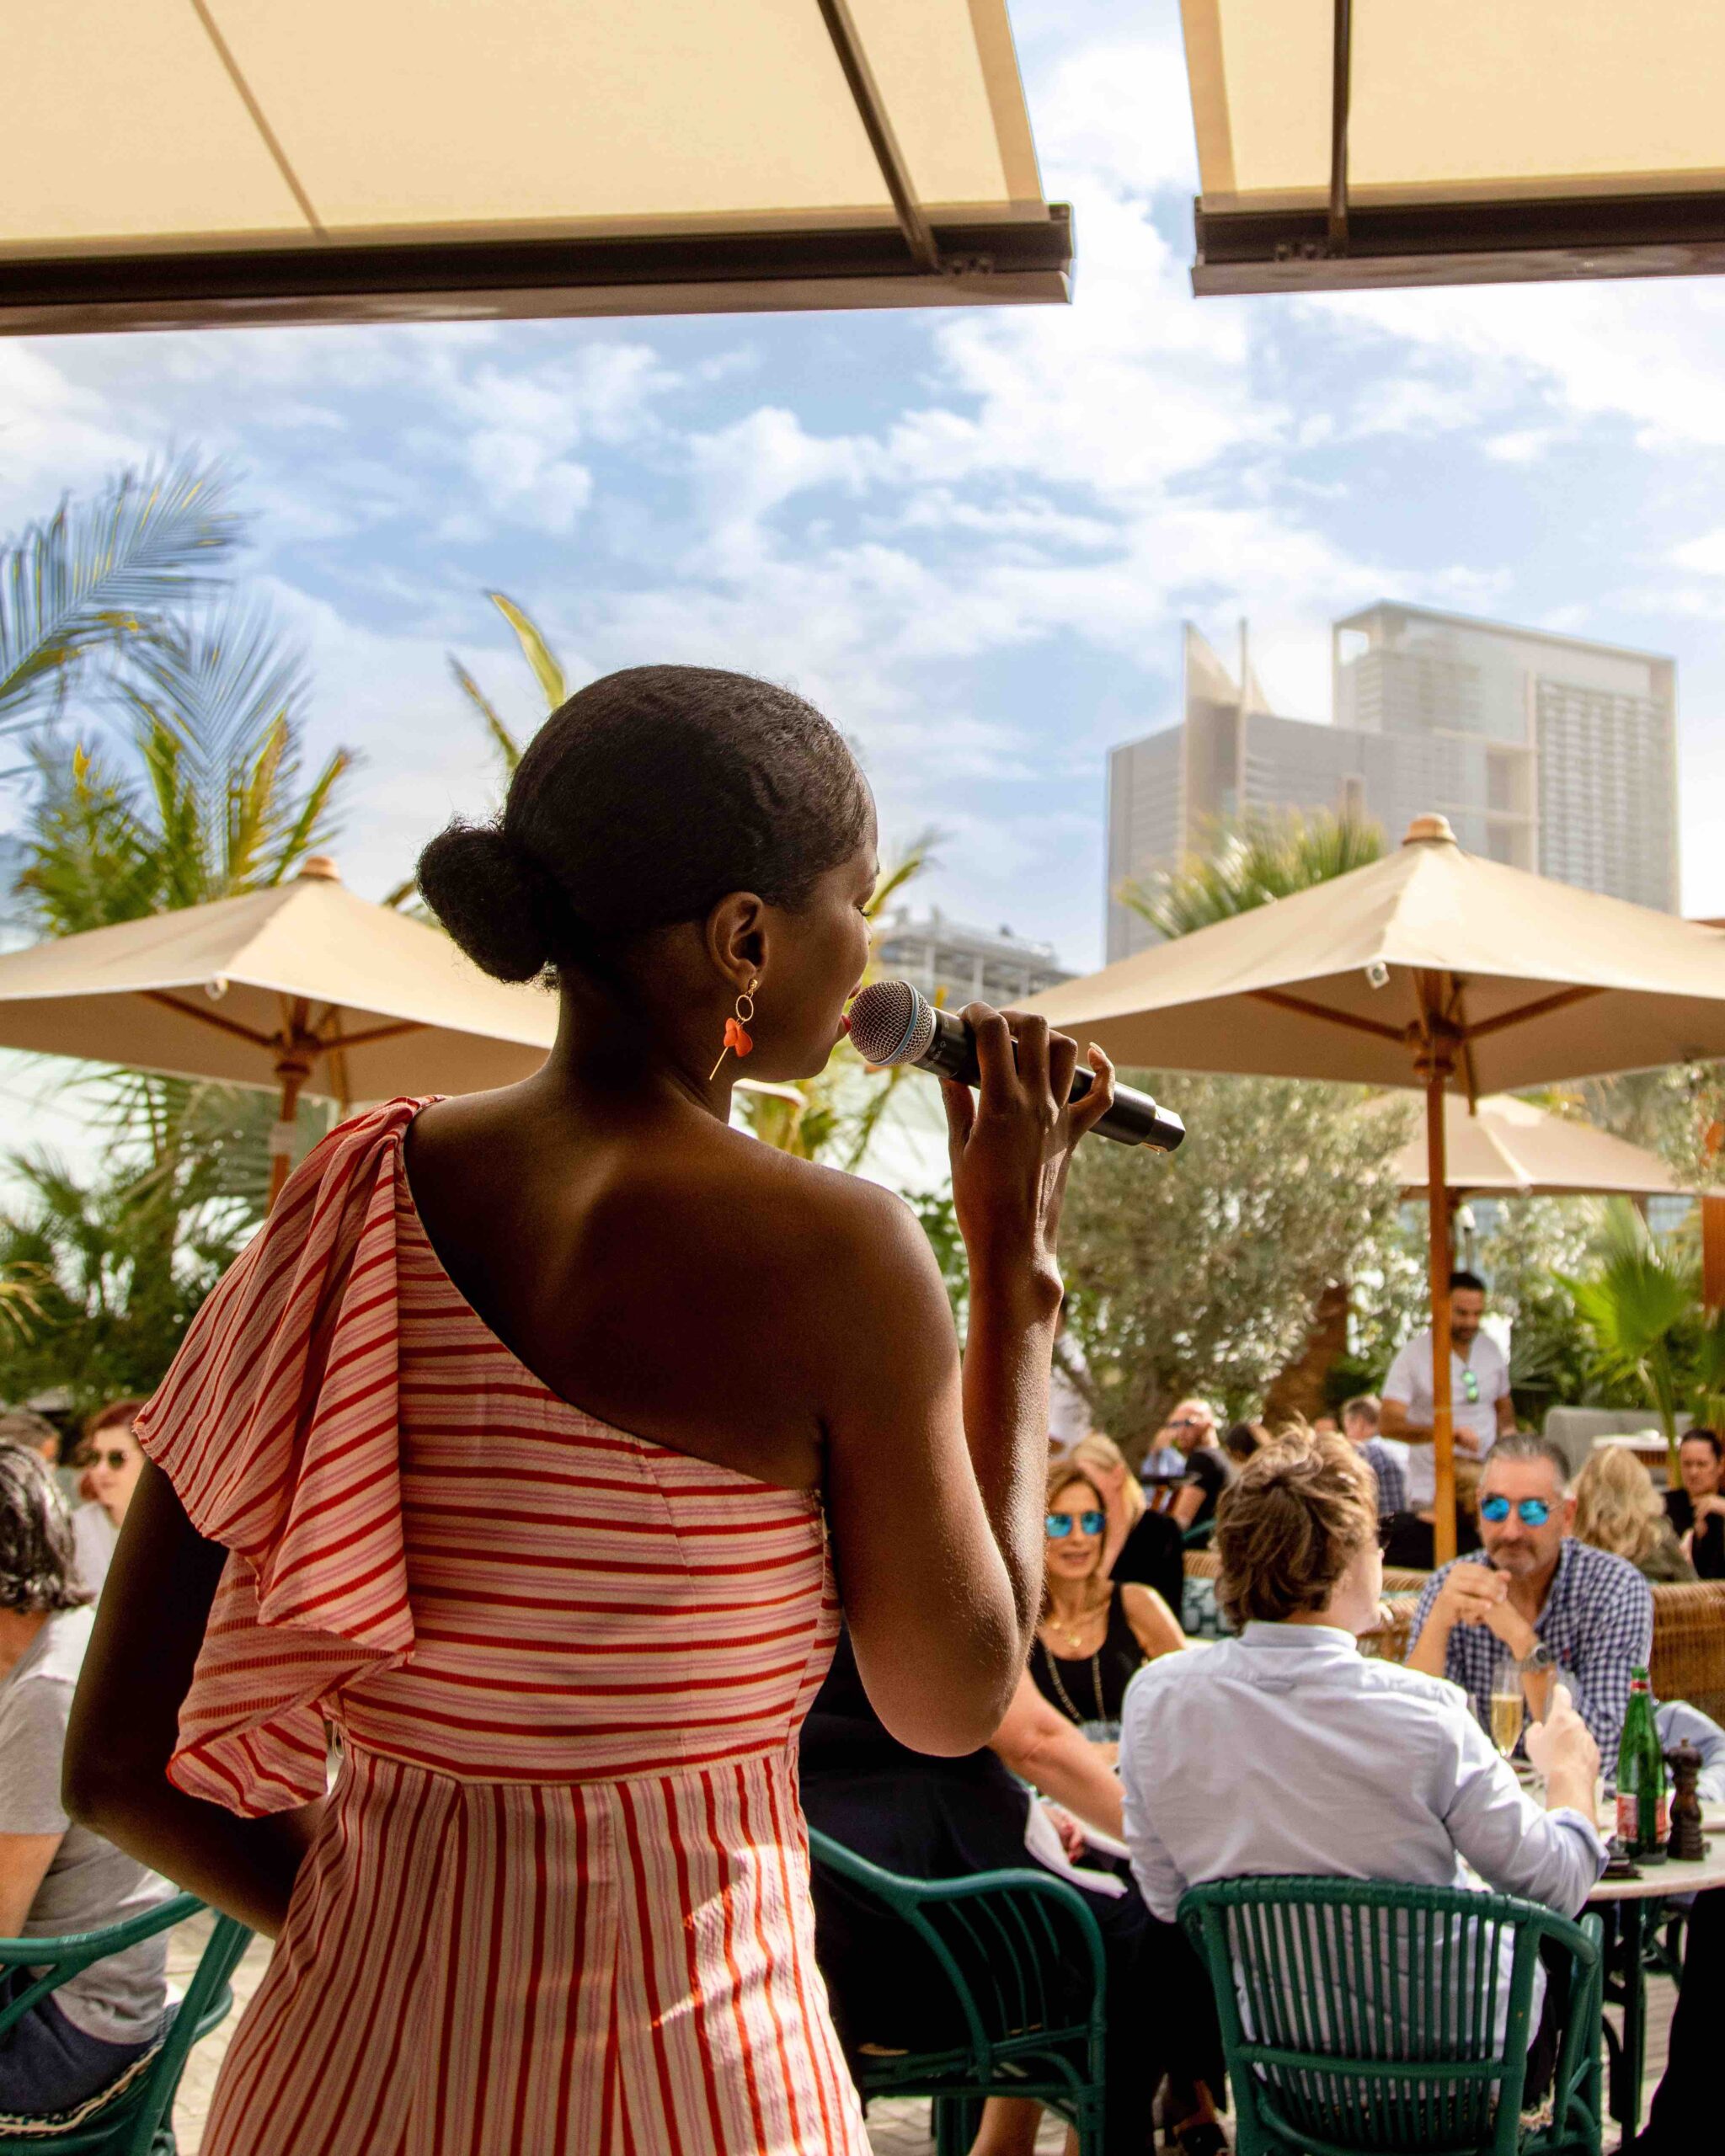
{"left": 1044, "top": 1593, "right": 1106, "bottom": 1652}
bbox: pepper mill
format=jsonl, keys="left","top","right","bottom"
{"left": 1666, "top": 1741, "right": 1706, "bottom": 1862}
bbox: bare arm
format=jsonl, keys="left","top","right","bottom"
{"left": 0, "top": 1833, "right": 61, "bottom": 1938}
{"left": 990, "top": 1672, "right": 1124, "bottom": 1841}
{"left": 825, "top": 1012, "right": 1115, "bottom": 1756}
{"left": 63, "top": 1463, "right": 324, "bottom": 1939}
{"left": 1167, "top": 1483, "right": 1203, "bottom": 1529}
{"left": 826, "top": 1014, "right": 1119, "bottom": 1753}
{"left": 1378, "top": 1396, "right": 1429, "bottom": 1444}
{"left": 1495, "top": 1392, "right": 1517, "bottom": 1438}
{"left": 1120, "top": 1582, "right": 1184, "bottom": 1662}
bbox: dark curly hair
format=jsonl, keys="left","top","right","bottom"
{"left": 417, "top": 665, "right": 871, "bottom": 984}
{"left": 0, "top": 1441, "right": 92, "bottom": 1615}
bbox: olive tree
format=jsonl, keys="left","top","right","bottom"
{"left": 1056, "top": 1071, "right": 1413, "bottom": 1460}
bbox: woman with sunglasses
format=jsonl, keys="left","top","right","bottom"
{"left": 67, "top": 1401, "right": 146, "bottom": 1598}
{"left": 1033, "top": 1465, "right": 1183, "bottom": 1733}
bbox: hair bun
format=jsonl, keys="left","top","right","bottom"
{"left": 416, "top": 820, "right": 556, "bottom": 983}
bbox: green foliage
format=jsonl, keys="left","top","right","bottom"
{"left": 1, "top": 549, "right": 360, "bottom": 1409}
{"left": 1474, "top": 1198, "right": 1605, "bottom": 1424}
{"left": 1056, "top": 1071, "right": 1413, "bottom": 1454}
{"left": 0, "top": 1086, "right": 270, "bottom": 1413}
{"left": 1119, "top": 807, "right": 1386, "bottom": 941}
{"left": 444, "top": 590, "right": 566, "bottom": 786}
{"left": 1562, "top": 1199, "right": 1724, "bottom": 1476}
{"left": 17, "top": 599, "right": 350, "bottom": 937}
{"left": 0, "top": 455, "right": 241, "bottom": 740}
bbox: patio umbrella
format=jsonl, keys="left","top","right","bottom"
{"left": 1027, "top": 814, "right": 1725, "bottom": 1559}
{"left": 0, "top": 857, "right": 557, "bottom": 1203}
{"left": 1384, "top": 1091, "right": 1696, "bottom": 1203}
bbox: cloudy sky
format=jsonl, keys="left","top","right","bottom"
{"left": 6, "top": 0, "right": 1725, "bottom": 987}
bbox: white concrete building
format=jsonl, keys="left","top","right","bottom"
{"left": 1106, "top": 604, "right": 1680, "bottom": 961}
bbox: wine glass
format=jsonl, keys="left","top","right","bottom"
{"left": 1487, "top": 1657, "right": 1525, "bottom": 1759}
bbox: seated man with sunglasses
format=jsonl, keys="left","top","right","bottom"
{"left": 1407, "top": 1432, "right": 1653, "bottom": 1755}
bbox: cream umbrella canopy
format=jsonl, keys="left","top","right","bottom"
{"left": 0, "top": 857, "right": 558, "bottom": 1202}
{"left": 1027, "top": 814, "right": 1725, "bottom": 1559}
{"left": 1385, "top": 1091, "right": 1696, "bottom": 1203}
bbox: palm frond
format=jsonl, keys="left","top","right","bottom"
{"left": 1122, "top": 807, "right": 1386, "bottom": 941}
{"left": 867, "top": 826, "right": 943, "bottom": 926}
{"left": 489, "top": 592, "right": 567, "bottom": 712}
{"left": 450, "top": 656, "right": 526, "bottom": 776}
{"left": 0, "top": 454, "right": 243, "bottom": 738}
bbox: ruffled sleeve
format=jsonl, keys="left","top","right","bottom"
{"left": 135, "top": 1097, "right": 428, "bottom": 1816}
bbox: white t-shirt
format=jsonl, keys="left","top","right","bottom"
{"left": 1381, "top": 1328, "right": 1510, "bottom": 1508}
{"left": 72, "top": 1502, "right": 118, "bottom": 1598}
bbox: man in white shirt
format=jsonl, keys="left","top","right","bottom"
{"left": 1120, "top": 1429, "right": 1602, "bottom": 2063}
{"left": 1381, "top": 1269, "right": 1514, "bottom": 1512}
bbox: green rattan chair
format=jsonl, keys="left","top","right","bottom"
{"left": 1178, "top": 1876, "right": 1603, "bottom": 2156}
{"left": 0, "top": 1895, "right": 254, "bottom": 2154}
{"left": 806, "top": 1828, "right": 1107, "bottom": 2156}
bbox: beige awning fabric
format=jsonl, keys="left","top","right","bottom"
{"left": 1, "top": 0, "right": 1069, "bottom": 334}
{"left": 1179, "top": 0, "right": 1725, "bottom": 293}
{"left": 1384, "top": 1092, "right": 1694, "bottom": 1201}
{"left": 0, "top": 863, "right": 557, "bottom": 1102}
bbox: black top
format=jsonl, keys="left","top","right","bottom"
{"left": 1108, "top": 1508, "right": 1185, "bottom": 1617}
{"left": 1030, "top": 1586, "right": 1145, "bottom": 1725}
{"left": 1179, "top": 1445, "right": 1231, "bottom": 1528}
{"left": 1666, "top": 1487, "right": 1725, "bottom": 1578}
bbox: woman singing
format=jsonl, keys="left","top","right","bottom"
{"left": 63, "top": 667, "right": 1114, "bottom": 2155}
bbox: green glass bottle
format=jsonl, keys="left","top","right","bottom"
{"left": 1616, "top": 1668, "right": 1667, "bottom": 1858}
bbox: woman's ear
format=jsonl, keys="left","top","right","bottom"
{"left": 704, "top": 892, "right": 767, "bottom": 990}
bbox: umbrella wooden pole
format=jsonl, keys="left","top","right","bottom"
{"left": 1426, "top": 1061, "right": 1458, "bottom": 1565}
{"left": 269, "top": 1038, "right": 313, "bottom": 1209}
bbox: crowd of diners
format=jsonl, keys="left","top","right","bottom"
{"left": 798, "top": 1364, "right": 1725, "bottom": 2156}
{"left": 5, "top": 1325, "right": 1725, "bottom": 2144}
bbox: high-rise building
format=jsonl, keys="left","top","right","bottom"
{"left": 873, "top": 908, "right": 1072, "bottom": 1008}
{"left": 1105, "top": 603, "right": 1680, "bottom": 961}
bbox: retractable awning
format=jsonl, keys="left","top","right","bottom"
{"left": 1180, "top": 0, "right": 1725, "bottom": 295}
{"left": 3, "top": 0, "right": 1069, "bottom": 335}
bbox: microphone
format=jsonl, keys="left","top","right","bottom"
{"left": 846, "top": 979, "right": 1185, "bottom": 1152}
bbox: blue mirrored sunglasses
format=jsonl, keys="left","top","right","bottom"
{"left": 1046, "top": 1509, "right": 1106, "bottom": 1539}
{"left": 1479, "top": 1495, "right": 1551, "bottom": 1526}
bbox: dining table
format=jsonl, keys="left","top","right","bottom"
{"left": 1583, "top": 1814, "right": 1725, "bottom": 2138}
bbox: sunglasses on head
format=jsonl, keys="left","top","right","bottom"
{"left": 1479, "top": 1495, "right": 1551, "bottom": 1527}
{"left": 1046, "top": 1510, "right": 1106, "bottom": 1539}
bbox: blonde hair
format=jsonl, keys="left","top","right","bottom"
{"left": 1573, "top": 1447, "right": 1668, "bottom": 1570}
{"left": 1042, "top": 1464, "right": 1109, "bottom": 1617}
{"left": 1065, "top": 1433, "right": 1146, "bottom": 1527}
{"left": 1215, "top": 1428, "right": 1377, "bottom": 1629}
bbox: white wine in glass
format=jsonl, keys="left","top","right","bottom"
{"left": 1491, "top": 1689, "right": 1525, "bottom": 1758}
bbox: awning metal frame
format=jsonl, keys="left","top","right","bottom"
{"left": 1, "top": 2, "right": 1072, "bottom": 334}
{"left": 1191, "top": 0, "right": 1725, "bottom": 295}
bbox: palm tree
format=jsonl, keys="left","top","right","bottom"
{"left": 0, "top": 454, "right": 241, "bottom": 747}
{"left": 1119, "top": 806, "right": 1386, "bottom": 942}
{"left": 1564, "top": 1200, "right": 1725, "bottom": 1481}
{"left": 0, "top": 596, "right": 362, "bottom": 1396}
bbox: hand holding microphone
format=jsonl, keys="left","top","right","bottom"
{"left": 846, "top": 980, "right": 1185, "bottom": 1151}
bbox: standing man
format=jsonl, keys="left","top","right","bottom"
{"left": 1381, "top": 1269, "right": 1514, "bottom": 1517}
{"left": 1406, "top": 1433, "right": 1652, "bottom": 1757}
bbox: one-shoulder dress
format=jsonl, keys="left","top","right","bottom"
{"left": 134, "top": 1099, "right": 868, "bottom": 2155}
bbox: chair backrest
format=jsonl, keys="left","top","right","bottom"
{"left": 1649, "top": 1580, "right": 1725, "bottom": 1723}
{"left": 805, "top": 1828, "right": 1105, "bottom": 2085}
{"left": 0, "top": 1896, "right": 254, "bottom": 2154}
{"left": 1178, "top": 1876, "right": 1599, "bottom": 2156}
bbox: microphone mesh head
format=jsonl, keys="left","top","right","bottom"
{"left": 847, "top": 979, "right": 936, "bottom": 1067}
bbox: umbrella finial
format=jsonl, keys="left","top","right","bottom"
{"left": 1403, "top": 814, "right": 1456, "bottom": 846}
{"left": 297, "top": 856, "right": 340, "bottom": 882}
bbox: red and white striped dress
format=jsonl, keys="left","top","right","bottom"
{"left": 135, "top": 1099, "right": 868, "bottom": 2155}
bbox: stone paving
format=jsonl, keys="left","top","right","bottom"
{"left": 168, "top": 1916, "right": 1674, "bottom": 2153}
